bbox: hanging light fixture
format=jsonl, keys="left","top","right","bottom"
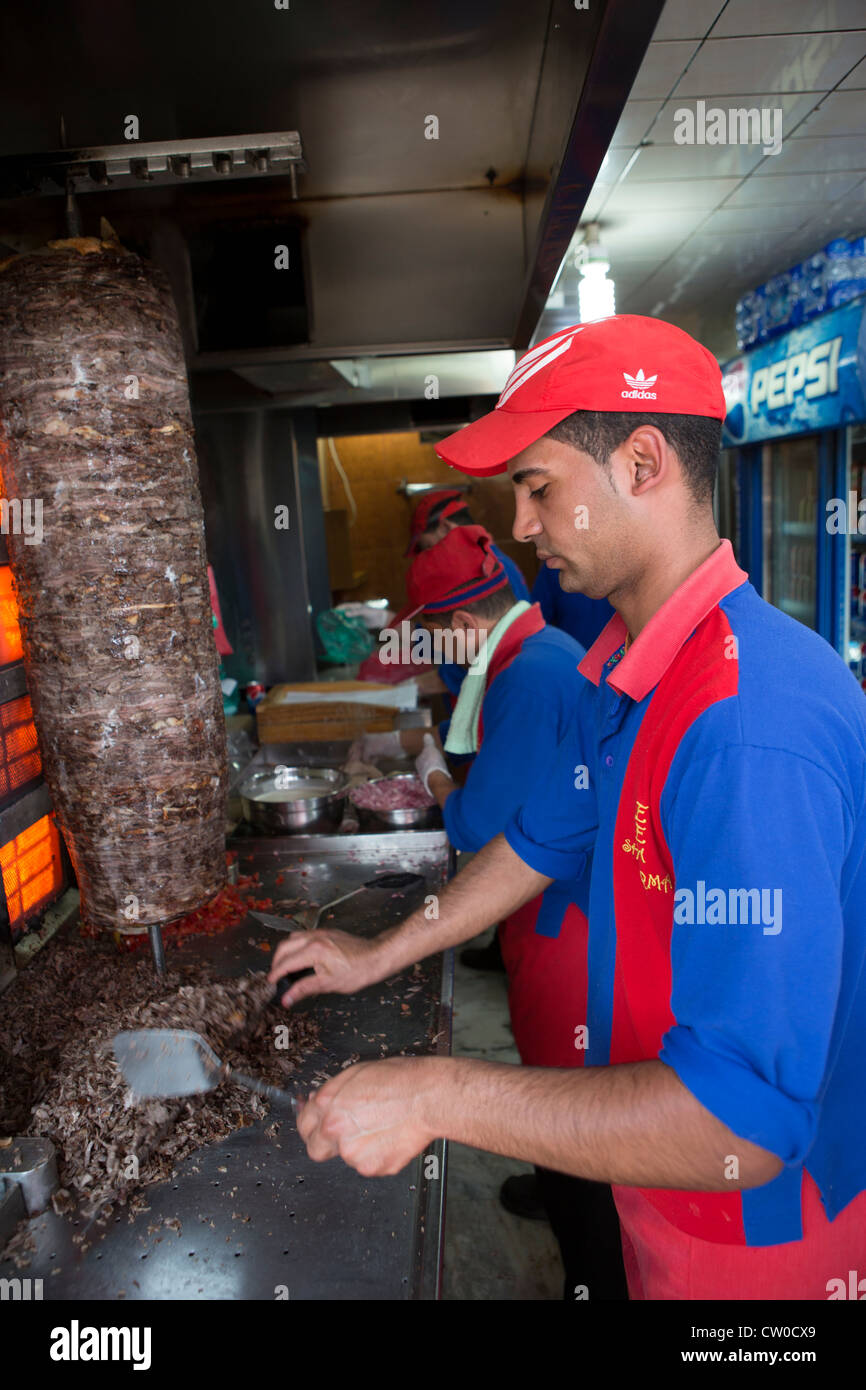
{"left": 577, "top": 224, "right": 616, "bottom": 323}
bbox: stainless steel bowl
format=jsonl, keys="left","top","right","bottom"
{"left": 349, "top": 773, "right": 442, "bottom": 831}
{"left": 239, "top": 766, "right": 348, "bottom": 834}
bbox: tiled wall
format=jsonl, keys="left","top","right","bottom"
{"left": 321, "top": 431, "right": 538, "bottom": 607}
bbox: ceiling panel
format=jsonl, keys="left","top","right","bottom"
{"left": 776, "top": 181, "right": 866, "bottom": 249}
{"left": 673, "top": 32, "right": 866, "bottom": 97}
{"left": 840, "top": 57, "right": 866, "bottom": 87}
{"left": 623, "top": 141, "right": 765, "bottom": 179}
{"left": 603, "top": 175, "right": 741, "bottom": 211}
{"left": 721, "top": 170, "right": 864, "bottom": 205}
{"left": 652, "top": 0, "right": 726, "bottom": 42}
{"left": 565, "top": 1, "right": 866, "bottom": 356}
{"left": 595, "top": 148, "right": 643, "bottom": 184}
{"left": 601, "top": 208, "right": 710, "bottom": 255}
{"left": 792, "top": 90, "right": 866, "bottom": 136}
{"left": 710, "top": 0, "right": 866, "bottom": 38}
{"left": 609, "top": 100, "right": 664, "bottom": 146}
{"left": 750, "top": 133, "right": 866, "bottom": 175}
{"left": 628, "top": 41, "right": 701, "bottom": 99}
{"left": 698, "top": 204, "right": 813, "bottom": 234}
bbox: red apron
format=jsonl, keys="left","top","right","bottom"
{"left": 499, "top": 894, "right": 590, "bottom": 1068}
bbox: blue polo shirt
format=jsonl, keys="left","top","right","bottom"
{"left": 442, "top": 622, "right": 586, "bottom": 853}
{"left": 531, "top": 563, "right": 615, "bottom": 649}
{"left": 505, "top": 540, "right": 866, "bottom": 1248}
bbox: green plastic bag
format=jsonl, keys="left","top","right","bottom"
{"left": 315, "top": 609, "right": 374, "bottom": 664}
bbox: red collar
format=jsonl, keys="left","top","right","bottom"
{"left": 578, "top": 540, "right": 748, "bottom": 701}
{"left": 485, "top": 602, "right": 546, "bottom": 689}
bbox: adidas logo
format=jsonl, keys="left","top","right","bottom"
{"left": 497, "top": 326, "right": 586, "bottom": 407}
{"left": 622, "top": 368, "right": 658, "bottom": 400}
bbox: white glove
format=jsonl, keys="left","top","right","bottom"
{"left": 415, "top": 734, "right": 451, "bottom": 793}
{"left": 361, "top": 730, "right": 403, "bottom": 759}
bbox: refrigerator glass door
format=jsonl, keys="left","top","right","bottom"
{"left": 847, "top": 424, "right": 866, "bottom": 690}
{"left": 763, "top": 436, "right": 820, "bottom": 629}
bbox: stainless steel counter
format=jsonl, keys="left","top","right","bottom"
{"left": 1, "top": 830, "right": 454, "bottom": 1300}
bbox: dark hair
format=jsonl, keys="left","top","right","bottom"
{"left": 547, "top": 410, "right": 721, "bottom": 505}
{"left": 439, "top": 579, "right": 516, "bottom": 622}
{"left": 424, "top": 499, "right": 473, "bottom": 531}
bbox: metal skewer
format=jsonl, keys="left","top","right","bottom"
{"left": 147, "top": 922, "right": 167, "bottom": 978}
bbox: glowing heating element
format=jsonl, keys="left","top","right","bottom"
{"left": 0, "top": 565, "right": 23, "bottom": 665}
{"left": 0, "top": 693, "right": 42, "bottom": 798}
{"left": 0, "top": 812, "right": 63, "bottom": 930}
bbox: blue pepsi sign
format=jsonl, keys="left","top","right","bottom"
{"left": 721, "top": 297, "right": 866, "bottom": 445}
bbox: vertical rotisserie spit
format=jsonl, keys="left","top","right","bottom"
{"left": 0, "top": 238, "right": 227, "bottom": 930}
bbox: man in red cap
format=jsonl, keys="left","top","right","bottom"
{"left": 271, "top": 316, "right": 866, "bottom": 1300}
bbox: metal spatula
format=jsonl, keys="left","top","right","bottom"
{"left": 252, "top": 870, "right": 425, "bottom": 933}
{"left": 113, "top": 1028, "right": 302, "bottom": 1113}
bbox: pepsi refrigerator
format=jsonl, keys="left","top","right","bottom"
{"left": 720, "top": 296, "right": 866, "bottom": 691}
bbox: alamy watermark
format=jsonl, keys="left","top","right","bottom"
{"left": 674, "top": 882, "right": 782, "bottom": 936}
{"left": 673, "top": 101, "right": 783, "bottom": 158}
{"left": 378, "top": 620, "right": 488, "bottom": 672}
{"left": 0, "top": 497, "right": 42, "bottom": 544}
{"left": 826, "top": 492, "right": 866, "bottom": 535}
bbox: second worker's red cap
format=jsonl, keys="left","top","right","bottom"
{"left": 435, "top": 315, "right": 726, "bottom": 476}
{"left": 406, "top": 524, "right": 508, "bottom": 616}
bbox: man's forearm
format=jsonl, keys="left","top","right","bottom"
{"left": 376, "top": 832, "right": 550, "bottom": 977}
{"left": 418, "top": 1055, "right": 783, "bottom": 1190}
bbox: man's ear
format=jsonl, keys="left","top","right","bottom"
{"left": 625, "top": 426, "right": 668, "bottom": 493}
{"left": 450, "top": 609, "right": 477, "bottom": 633}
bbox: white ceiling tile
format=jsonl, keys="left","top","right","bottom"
{"left": 673, "top": 33, "right": 866, "bottom": 97}
{"left": 581, "top": 187, "right": 608, "bottom": 221}
{"left": 622, "top": 141, "right": 765, "bottom": 179}
{"left": 699, "top": 204, "right": 813, "bottom": 233}
{"left": 775, "top": 204, "right": 866, "bottom": 260}
{"left": 792, "top": 90, "right": 866, "bottom": 137}
{"left": 684, "top": 233, "right": 791, "bottom": 277}
{"left": 711, "top": 0, "right": 866, "bottom": 37}
{"left": 603, "top": 176, "right": 741, "bottom": 211}
{"left": 652, "top": 91, "right": 821, "bottom": 142}
{"left": 750, "top": 134, "right": 866, "bottom": 175}
{"left": 721, "top": 170, "right": 864, "bottom": 204}
{"left": 595, "top": 148, "right": 642, "bottom": 184}
{"left": 609, "top": 100, "right": 664, "bottom": 147}
{"left": 600, "top": 211, "right": 708, "bottom": 258}
{"left": 628, "top": 41, "right": 701, "bottom": 100}
{"left": 652, "top": 0, "right": 727, "bottom": 41}
{"left": 839, "top": 57, "right": 866, "bottom": 88}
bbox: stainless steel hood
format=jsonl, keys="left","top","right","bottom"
{"left": 0, "top": 0, "right": 662, "bottom": 368}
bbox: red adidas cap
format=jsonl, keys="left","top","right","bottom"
{"left": 406, "top": 524, "right": 508, "bottom": 615}
{"left": 435, "top": 315, "right": 726, "bottom": 476}
{"left": 405, "top": 488, "right": 466, "bottom": 555}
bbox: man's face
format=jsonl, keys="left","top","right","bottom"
{"left": 508, "top": 433, "right": 630, "bottom": 600}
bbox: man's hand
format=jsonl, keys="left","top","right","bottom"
{"left": 298, "top": 1057, "right": 437, "bottom": 1176}
{"left": 415, "top": 733, "right": 452, "bottom": 795}
{"left": 268, "top": 929, "right": 390, "bottom": 1006}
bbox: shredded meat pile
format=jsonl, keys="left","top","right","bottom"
{"left": 351, "top": 776, "right": 435, "bottom": 810}
{"left": 0, "top": 941, "right": 319, "bottom": 1257}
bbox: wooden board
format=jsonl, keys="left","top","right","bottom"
{"left": 255, "top": 680, "right": 402, "bottom": 743}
